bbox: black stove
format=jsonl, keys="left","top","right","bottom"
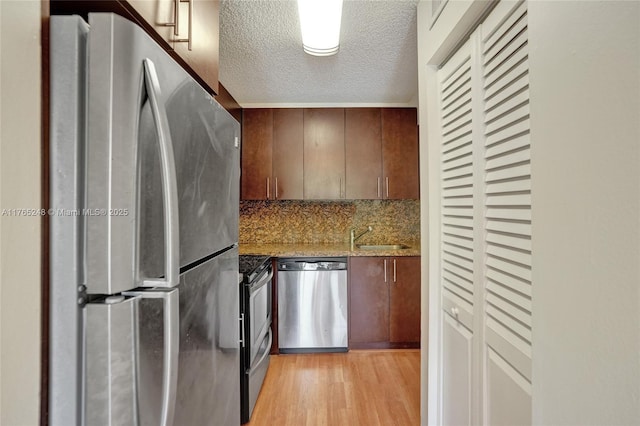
{"left": 238, "top": 254, "right": 273, "bottom": 424}
{"left": 239, "top": 255, "right": 271, "bottom": 283}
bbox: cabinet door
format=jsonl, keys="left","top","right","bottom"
{"left": 174, "top": 0, "right": 219, "bottom": 94}
{"left": 128, "top": 0, "right": 176, "bottom": 48}
{"left": 303, "top": 108, "right": 345, "bottom": 199}
{"left": 272, "top": 109, "right": 303, "bottom": 199}
{"left": 241, "top": 109, "right": 272, "bottom": 200}
{"left": 348, "top": 257, "right": 389, "bottom": 344}
{"left": 345, "top": 108, "right": 382, "bottom": 199}
{"left": 389, "top": 256, "right": 421, "bottom": 343}
{"left": 382, "top": 108, "right": 419, "bottom": 199}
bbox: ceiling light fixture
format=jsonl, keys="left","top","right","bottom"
{"left": 297, "top": 0, "right": 344, "bottom": 56}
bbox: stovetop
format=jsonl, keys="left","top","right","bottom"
{"left": 239, "top": 255, "right": 271, "bottom": 283}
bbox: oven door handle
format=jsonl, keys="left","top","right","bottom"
{"left": 248, "top": 328, "right": 272, "bottom": 374}
{"left": 248, "top": 267, "right": 274, "bottom": 296}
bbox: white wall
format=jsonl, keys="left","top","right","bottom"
{"left": 418, "top": 0, "right": 640, "bottom": 425}
{"left": 0, "top": 0, "right": 42, "bottom": 424}
{"left": 528, "top": 1, "right": 640, "bottom": 424}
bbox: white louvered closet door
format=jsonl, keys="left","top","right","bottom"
{"left": 436, "top": 1, "right": 532, "bottom": 425}
{"left": 481, "top": 1, "right": 532, "bottom": 424}
{"left": 437, "top": 39, "right": 476, "bottom": 426}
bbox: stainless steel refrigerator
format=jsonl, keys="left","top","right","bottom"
{"left": 49, "top": 13, "right": 241, "bottom": 426}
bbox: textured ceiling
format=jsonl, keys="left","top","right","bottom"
{"left": 219, "top": 0, "right": 419, "bottom": 107}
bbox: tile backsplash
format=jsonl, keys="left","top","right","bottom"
{"left": 239, "top": 200, "right": 420, "bottom": 244}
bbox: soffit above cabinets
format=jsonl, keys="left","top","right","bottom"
{"left": 219, "top": 0, "right": 419, "bottom": 108}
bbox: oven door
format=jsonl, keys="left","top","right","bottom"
{"left": 248, "top": 263, "right": 273, "bottom": 364}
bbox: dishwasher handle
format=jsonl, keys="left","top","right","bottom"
{"left": 278, "top": 258, "right": 347, "bottom": 271}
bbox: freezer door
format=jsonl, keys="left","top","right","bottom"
{"left": 85, "top": 290, "right": 179, "bottom": 426}
{"left": 83, "top": 13, "right": 240, "bottom": 294}
{"left": 141, "top": 246, "right": 240, "bottom": 425}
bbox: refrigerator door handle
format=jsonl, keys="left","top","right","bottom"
{"left": 124, "top": 288, "right": 179, "bottom": 426}
{"left": 141, "top": 58, "right": 180, "bottom": 288}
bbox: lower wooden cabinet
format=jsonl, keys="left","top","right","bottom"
{"left": 348, "top": 256, "right": 421, "bottom": 348}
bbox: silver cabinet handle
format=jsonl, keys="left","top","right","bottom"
{"left": 275, "top": 177, "right": 279, "bottom": 199}
{"left": 383, "top": 259, "right": 388, "bottom": 283}
{"left": 142, "top": 59, "right": 179, "bottom": 288}
{"left": 124, "top": 288, "right": 179, "bottom": 426}
{"left": 239, "top": 313, "right": 246, "bottom": 347}
{"left": 158, "top": 0, "right": 180, "bottom": 36}
{"left": 175, "top": 0, "right": 193, "bottom": 51}
{"left": 393, "top": 258, "right": 397, "bottom": 283}
{"left": 377, "top": 177, "right": 381, "bottom": 199}
{"left": 266, "top": 177, "right": 270, "bottom": 199}
{"left": 386, "top": 176, "right": 390, "bottom": 199}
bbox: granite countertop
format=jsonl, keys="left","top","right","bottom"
{"left": 239, "top": 242, "right": 421, "bottom": 258}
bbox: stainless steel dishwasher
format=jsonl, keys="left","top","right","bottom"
{"left": 277, "top": 258, "right": 348, "bottom": 353}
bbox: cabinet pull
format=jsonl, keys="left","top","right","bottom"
{"left": 377, "top": 177, "right": 381, "bottom": 199}
{"left": 158, "top": 0, "right": 180, "bottom": 36}
{"left": 266, "top": 177, "right": 270, "bottom": 199}
{"left": 383, "top": 259, "right": 387, "bottom": 283}
{"left": 385, "top": 176, "right": 390, "bottom": 199}
{"left": 393, "top": 258, "right": 397, "bottom": 283}
{"left": 339, "top": 177, "right": 343, "bottom": 199}
{"left": 175, "top": 0, "right": 193, "bottom": 51}
{"left": 275, "top": 177, "right": 278, "bottom": 199}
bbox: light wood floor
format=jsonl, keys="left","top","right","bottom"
{"left": 246, "top": 350, "right": 421, "bottom": 426}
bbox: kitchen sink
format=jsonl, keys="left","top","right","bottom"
{"left": 356, "top": 244, "right": 410, "bottom": 250}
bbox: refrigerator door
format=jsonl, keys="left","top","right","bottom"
{"left": 139, "top": 73, "right": 240, "bottom": 279}
{"left": 84, "top": 289, "right": 179, "bottom": 426}
{"left": 83, "top": 13, "right": 240, "bottom": 294}
{"left": 137, "top": 247, "right": 240, "bottom": 425}
{"left": 49, "top": 15, "right": 88, "bottom": 426}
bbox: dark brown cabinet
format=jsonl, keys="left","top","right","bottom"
{"left": 389, "top": 256, "right": 421, "bottom": 344}
{"left": 272, "top": 109, "right": 304, "bottom": 200}
{"left": 348, "top": 256, "right": 421, "bottom": 348}
{"left": 345, "top": 108, "right": 383, "bottom": 199}
{"left": 241, "top": 109, "right": 303, "bottom": 200}
{"left": 382, "top": 108, "right": 420, "bottom": 199}
{"left": 241, "top": 107, "right": 419, "bottom": 200}
{"left": 241, "top": 109, "right": 273, "bottom": 200}
{"left": 345, "top": 108, "right": 419, "bottom": 200}
{"left": 130, "top": 0, "right": 219, "bottom": 94}
{"left": 172, "top": 0, "right": 219, "bottom": 95}
{"left": 303, "top": 108, "right": 346, "bottom": 200}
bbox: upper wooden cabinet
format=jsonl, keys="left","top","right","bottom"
{"left": 273, "top": 109, "right": 304, "bottom": 200}
{"left": 241, "top": 109, "right": 273, "bottom": 200}
{"left": 52, "top": 0, "right": 220, "bottom": 94}
{"left": 345, "top": 108, "right": 383, "bottom": 199}
{"left": 382, "top": 108, "right": 420, "bottom": 199}
{"left": 241, "top": 109, "right": 303, "bottom": 200}
{"left": 172, "top": 0, "right": 219, "bottom": 94}
{"left": 241, "top": 107, "right": 419, "bottom": 200}
{"left": 303, "top": 108, "right": 346, "bottom": 200}
{"left": 345, "top": 108, "right": 419, "bottom": 200}
{"left": 129, "top": 0, "right": 219, "bottom": 94}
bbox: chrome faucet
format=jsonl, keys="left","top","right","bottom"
{"left": 350, "top": 225, "right": 373, "bottom": 250}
